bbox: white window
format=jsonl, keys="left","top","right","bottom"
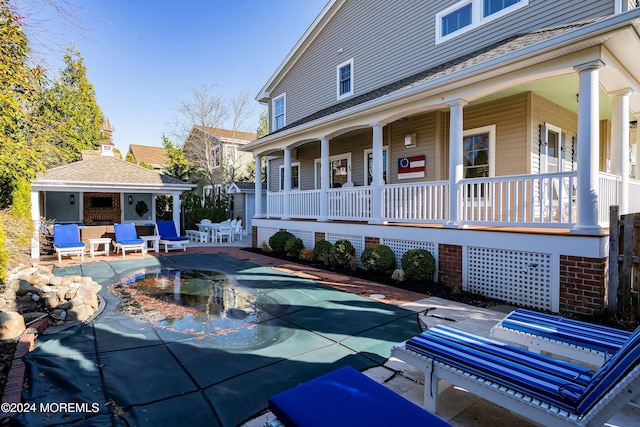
{"left": 272, "top": 94, "right": 286, "bottom": 131}
{"left": 363, "top": 146, "right": 389, "bottom": 185}
{"left": 315, "top": 153, "right": 352, "bottom": 188}
{"left": 337, "top": 58, "right": 354, "bottom": 100}
{"left": 541, "top": 123, "right": 563, "bottom": 173}
{"left": 212, "top": 145, "right": 221, "bottom": 168}
{"left": 436, "top": 0, "right": 528, "bottom": 43}
{"left": 463, "top": 125, "right": 496, "bottom": 179}
{"left": 224, "top": 145, "right": 237, "bottom": 166}
{"left": 279, "top": 162, "right": 300, "bottom": 191}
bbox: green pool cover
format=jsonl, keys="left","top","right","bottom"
{"left": 14, "top": 254, "right": 420, "bottom": 426}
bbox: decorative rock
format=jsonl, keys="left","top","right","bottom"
{"left": 31, "top": 293, "right": 41, "bottom": 302}
{"left": 67, "top": 304, "right": 93, "bottom": 322}
{"left": 391, "top": 269, "right": 406, "bottom": 282}
{"left": 74, "top": 287, "right": 99, "bottom": 309}
{"left": 0, "top": 311, "right": 26, "bottom": 340}
{"left": 51, "top": 309, "right": 66, "bottom": 321}
{"left": 23, "top": 311, "right": 47, "bottom": 324}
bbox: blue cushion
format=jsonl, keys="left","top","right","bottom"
{"left": 53, "top": 224, "right": 83, "bottom": 248}
{"left": 157, "top": 220, "right": 187, "bottom": 240}
{"left": 114, "top": 224, "right": 140, "bottom": 243}
{"left": 268, "top": 365, "right": 451, "bottom": 427}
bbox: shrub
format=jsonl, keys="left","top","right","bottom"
{"left": 360, "top": 244, "right": 397, "bottom": 274}
{"left": 401, "top": 248, "right": 436, "bottom": 282}
{"left": 329, "top": 239, "right": 355, "bottom": 268}
{"left": 285, "top": 237, "right": 304, "bottom": 258}
{"left": 269, "top": 231, "right": 295, "bottom": 254}
{"left": 300, "top": 248, "right": 314, "bottom": 262}
{"left": 313, "top": 240, "right": 333, "bottom": 265}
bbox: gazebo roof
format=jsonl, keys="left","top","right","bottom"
{"left": 32, "top": 156, "right": 194, "bottom": 193}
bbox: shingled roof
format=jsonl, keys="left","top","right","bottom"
{"left": 129, "top": 144, "right": 168, "bottom": 168}
{"left": 194, "top": 126, "right": 257, "bottom": 142}
{"left": 32, "top": 156, "right": 192, "bottom": 190}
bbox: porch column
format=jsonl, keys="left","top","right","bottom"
{"left": 319, "top": 137, "right": 330, "bottom": 221}
{"left": 172, "top": 192, "right": 181, "bottom": 231}
{"left": 573, "top": 61, "right": 604, "bottom": 234}
{"left": 30, "top": 189, "right": 40, "bottom": 258}
{"left": 610, "top": 88, "right": 632, "bottom": 214}
{"left": 254, "top": 154, "right": 264, "bottom": 218}
{"left": 283, "top": 148, "right": 292, "bottom": 220}
{"left": 636, "top": 114, "right": 640, "bottom": 179}
{"left": 369, "top": 123, "right": 384, "bottom": 224}
{"left": 445, "top": 99, "right": 467, "bottom": 228}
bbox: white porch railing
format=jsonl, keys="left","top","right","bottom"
{"left": 289, "top": 190, "right": 320, "bottom": 219}
{"left": 460, "top": 171, "right": 577, "bottom": 227}
{"left": 382, "top": 181, "right": 449, "bottom": 223}
{"left": 328, "top": 186, "right": 371, "bottom": 220}
{"left": 265, "top": 171, "right": 636, "bottom": 229}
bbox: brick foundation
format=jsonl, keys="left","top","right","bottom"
{"left": 252, "top": 226, "right": 258, "bottom": 248}
{"left": 559, "top": 255, "right": 607, "bottom": 316}
{"left": 364, "top": 236, "right": 380, "bottom": 247}
{"left": 438, "top": 244, "right": 462, "bottom": 290}
{"left": 314, "top": 232, "right": 326, "bottom": 243}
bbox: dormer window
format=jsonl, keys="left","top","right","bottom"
{"left": 436, "top": 0, "right": 528, "bottom": 43}
{"left": 273, "top": 94, "right": 286, "bottom": 131}
{"left": 337, "top": 58, "right": 354, "bottom": 100}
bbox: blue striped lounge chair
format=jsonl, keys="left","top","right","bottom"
{"left": 266, "top": 365, "right": 451, "bottom": 427}
{"left": 156, "top": 220, "right": 188, "bottom": 252}
{"left": 490, "top": 309, "right": 633, "bottom": 367}
{"left": 53, "top": 224, "right": 85, "bottom": 264}
{"left": 391, "top": 324, "right": 640, "bottom": 426}
{"left": 114, "top": 223, "right": 146, "bottom": 258}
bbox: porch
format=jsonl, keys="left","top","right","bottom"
{"left": 265, "top": 171, "right": 640, "bottom": 229}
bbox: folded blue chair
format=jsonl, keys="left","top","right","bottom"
{"left": 114, "top": 223, "right": 146, "bottom": 258}
{"left": 53, "top": 224, "right": 85, "bottom": 264}
{"left": 491, "top": 309, "right": 632, "bottom": 366}
{"left": 156, "top": 220, "right": 188, "bottom": 252}
{"left": 392, "top": 325, "right": 640, "bottom": 426}
{"left": 267, "top": 365, "right": 451, "bottom": 427}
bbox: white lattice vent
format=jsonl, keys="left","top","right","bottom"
{"left": 258, "top": 227, "right": 279, "bottom": 249}
{"left": 288, "top": 230, "right": 314, "bottom": 251}
{"left": 466, "top": 247, "right": 552, "bottom": 311}
{"left": 325, "top": 233, "right": 365, "bottom": 265}
{"left": 382, "top": 238, "right": 437, "bottom": 273}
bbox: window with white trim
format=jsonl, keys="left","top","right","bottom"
{"left": 272, "top": 94, "right": 286, "bottom": 131}
{"left": 463, "top": 125, "right": 496, "bottom": 179}
{"left": 363, "top": 146, "right": 388, "bottom": 185}
{"left": 337, "top": 59, "right": 354, "bottom": 100}
{"left": 315, "top": 153, "right": 352, "bottom": 188}
{"left": 224, "top": 145, "right": 237, "bottom": 166}
{"left": 436, "top": 0, "right": 528, "bottom": 43}
{"left": 212, "top": 145, "right": 221, "bottom": 168}
{"left": 279, "top": 162, "right": 300, "bottom": 191}
{"left": 540, "top": 123, "right": 563, "bottom": 173}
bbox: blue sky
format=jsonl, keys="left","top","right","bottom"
{"left": 17, "top": 0, "right": 328, "bottom": 153}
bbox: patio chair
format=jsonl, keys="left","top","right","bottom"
{"left": 156, "top": 220, "right": 189, "bottom": 252}
{"left": 215, "top": 219, "right": 233, "bottom": 243}
{"left": 53, "top": 224, "right": 85, "bottom": 264}
{"left": 232, "top": 218, "right": 243, "bottom": 241}
{"left": 391, "top": 324, "right": 640, "bottom": 427}
{"left": 114, "top": 223, "right": 146, "bottom": 258}
{"left": 491, "top": 309, "right": 632, "bottom": 367}
{"left": 267, "top": 365, "right": 451, "bottom": 427}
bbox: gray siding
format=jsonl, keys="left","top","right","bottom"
{"left": 270, "top": 0, "right": 615, "bottom": 128}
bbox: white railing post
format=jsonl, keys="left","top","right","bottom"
{"left": 573, "top": 61, "right": 604, "bottom": 234}
{"left": 320, "top": 137, "right": 330, "bottom": 221}
{"left": 283, "top": 148, "right": 291, "bottom": 220}
{"left": 445, "top": 99, "right": 467, "bottom": 228}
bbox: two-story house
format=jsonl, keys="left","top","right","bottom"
{"left": 241, "top": 0, "right": 640, "bottom": 316}
{"left": 183, "top": 126, "right": 257, "bottom": 198}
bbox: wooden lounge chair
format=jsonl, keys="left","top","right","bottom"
{"left": 267, "top": 365, "right": 451, "bottom": 427}
{"left": 490, "top": 309, "right": 632, "bottom": 367}
{"left": 156, "top": 220, "right": 188, "bottom": 252}
{"left": 114, "top": 223, "right": 146, "bottom": 258}
{"left": 53, "top": 224, "right": 85, "bottom": 264}
{"left": 391, "top": 325, "right": 640, "bottom": 427}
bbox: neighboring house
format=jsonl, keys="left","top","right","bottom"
{"left": 183, "top": 126, "right": 257, "bottom": 198}
{"left": 128, "top": 144, "right": 168, "bottom": 172}
{"left": 225, "top": 181, "right": 267, "bottom": 234}
{"left": 30, "top": 141, "right": 194, "bottom": 258}
{"left": 241, "top": 0, "right": 640, "bottom": 316}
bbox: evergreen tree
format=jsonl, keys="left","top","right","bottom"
{"left": 162, "top": 135, "right": 195, "bottom": 182}
{"left": 256, "top": 108, "right": 268, "bottom": 137}
{"left": 39, "top": 47, "right": 104, "bottom": 162}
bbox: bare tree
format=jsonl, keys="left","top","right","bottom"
{"left": 229, "top": 89, "right": 255, "bottom": 138}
